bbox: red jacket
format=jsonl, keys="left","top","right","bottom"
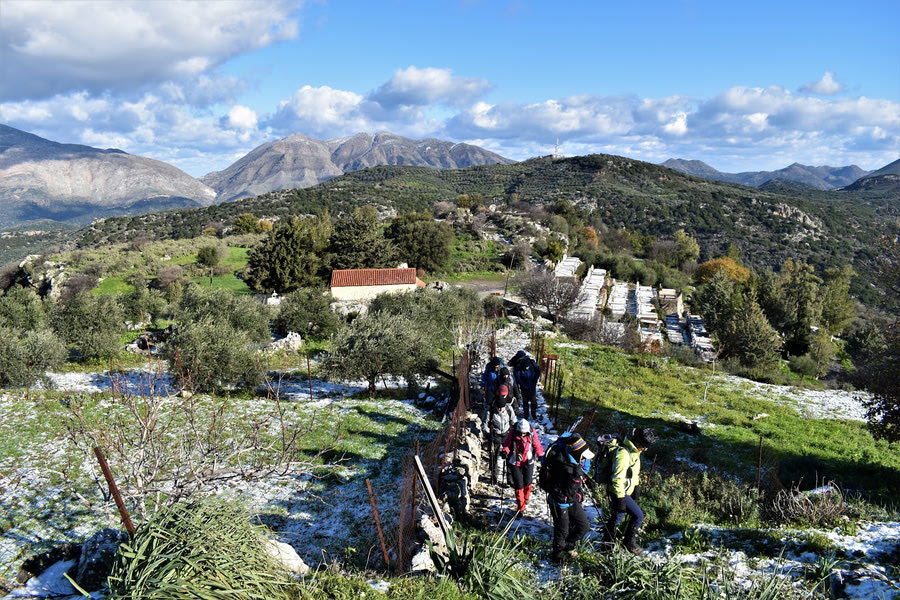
{"left": 501, "top": 430, "right": 545, "bottom": 467}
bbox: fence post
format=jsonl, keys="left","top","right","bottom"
{"left": 93, "top": 446, "right": 135, "bottom": 536}
{"left": 366, "top": 479, "right": 391, "bottom": 570}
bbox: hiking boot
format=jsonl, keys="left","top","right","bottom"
{"left": 624, "top": 526, "right": 643, "bottom": 555}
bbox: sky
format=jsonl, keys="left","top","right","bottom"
{"left": 0, "top": 0, "right": 898, "bottom": 178}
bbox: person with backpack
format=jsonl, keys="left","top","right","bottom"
{"left": 486, "top": 384, "right": 516, "bottom": 485}
{"left": 509, "top": 349, "right": 541, "bottom": 420}
{"left": 500, "top": 418, "right": 544, "bottom": 514}
{"left": 479, "top": 356, "right": 504, "bottom": 408}
{"left": 540, "top": 432, "right": 596, "bottom": 563}
{"left": 601, "top": 427, "right": 658, "bottom": 554}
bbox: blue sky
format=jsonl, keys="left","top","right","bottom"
{"left": 1, "top": 0, "right": 898, "bottom": 177}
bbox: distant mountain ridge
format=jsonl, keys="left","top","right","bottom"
{"left": 201, "top": 131, "right": 514, "bottom": 202}
{"left": 0, "top": 124, "right": 217, "bottom": 228}
{"left": 661, "top": 158, "right": 873, "bottom": 190}
{"left": 0, "top": 125, "right": 514, "bottom": 228}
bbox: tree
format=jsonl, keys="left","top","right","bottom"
{"left": 517, "top": 270, "right": 580, "bottom": 323}
{"left": 273, "top": 287, "right": 341, "bottom": 340}
{"left": 232, "top": 213, "right": 264, "bottom": 234}
{"left": 808, "top": 328, "right": 835, "bottom": 377}
{"left": 819, "top": 265, "right": 856, "bottom": 335}
{"left": 196, "top": 245, "right": 224, "bottom": 268}
{"left": 0, "top": 285, "right": 47, "bottom": 330}
{"left": 718, "top": 293, "right": 781, "bottom": 370}
{"left": 244, "top": 215, "right": 331, "bottom": 292}
{"left": 369, "top": 287, "right": 481, "bottom": 349}
{"left": 50, "top": 292, "right": 124, "bottom": 361}
{"left": 164, "top": 314, "right": 263, "bottom": 392}
{"left": 694, "top": 257, "right": 751, "bottom": 284}
{"left": 772, "top": 260, "right": 823, "bottom": 356}
{"left": 0, "top": 326, "right": 66, "bottom": 388}
{"left": 386, "top": 212, "right": 454, "bottom": 273}
{"left": 320, "top": 311, "right": 438, "bottom": 394}
{"left": 328, "top": 206, "right": 395, "bottom": 270}
{"left": 674, "top": 229, "right": 700, "bottom": 266}
{"left": 858, "top": 233, "right": 900, "bottom": 441}
{"left": 694, "top": 270, "right": 737, "bottom": 333}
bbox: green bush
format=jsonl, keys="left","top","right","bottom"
{"left": 0, "top": 326, "right": 66, "bottom": 387}
{"left": 273, "top": 287, "right": 341, "bottom": 340}
{"left": 164, "top": 314, "right": 263, "bottom": 392}
{"left": 787, "top": 354, "right": 818, "bottom": 378}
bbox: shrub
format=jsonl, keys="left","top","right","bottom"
{"left": 0, "top": 326, "right": 66, "bottom": 387}
{"left": 49, "top": 292, "right": 124, "bottom": 361}
{"left": 788, "top": 354, "right": 817, "bottom": 378}
{"left": 428, "top": 522, "right": 534, "bottom": 600}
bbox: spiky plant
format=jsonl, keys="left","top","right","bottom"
{"left": 107, "top": 498, "right": 297, "bottom": 600}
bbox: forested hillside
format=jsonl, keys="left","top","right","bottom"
{"left": 62, "top": 154, "right": 897, "bottom": 304}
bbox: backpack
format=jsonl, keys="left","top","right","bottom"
{"left": 537, "top": 438, "right": 567, "bottom": 493}
{"left": 591, "top": 434, "right": 621, "bottom": 485}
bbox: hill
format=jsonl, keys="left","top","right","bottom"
{"left": 200, "top": 131, "right": 514, "bottom": 202}
{"left": 661, "top": 158, "right": 872, "bottom": 190}
{"left": 60, "top": 153, "right": 897, "bottom": 306}
{"left": 0, "top": 124, "right": 217, "bottom": 228}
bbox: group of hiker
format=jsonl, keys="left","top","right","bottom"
{"left": 479, "top": 350, "right": 658, "bottom": 563}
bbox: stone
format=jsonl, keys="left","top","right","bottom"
{"left": 263, "top": 539, "right": 310, "bottom": 575}
{"left": 75, "top": 528, "right": 129, "bottom": 591}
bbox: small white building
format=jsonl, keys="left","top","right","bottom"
{"left": 330, "top": 268, "right": 425, "bottom": 301}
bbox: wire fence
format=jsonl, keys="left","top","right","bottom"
{"left": 384, "top": 349, "right": 472, "bottom": 572}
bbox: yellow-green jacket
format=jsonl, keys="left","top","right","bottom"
{"left": 608, "top": 438, "right": 642, "bottom": 499}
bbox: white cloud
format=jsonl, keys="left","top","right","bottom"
{"left": 0, "top": 0, "right": 301, "bottom": 101}
{"left": 800, "top": 71, "right": 845, "bottom": 95}
{"left": 370, "top": 66, "right": 492, "bottom": 109}
{"left": 225, "top": 106, "right": 258, "bottom": 131}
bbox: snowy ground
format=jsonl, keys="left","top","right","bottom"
{"left": 2, "top": 324, "right": 899, "bottom": 599}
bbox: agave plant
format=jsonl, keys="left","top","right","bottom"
{"left": 428, "top": 518, "right": 534, "bottom": 600}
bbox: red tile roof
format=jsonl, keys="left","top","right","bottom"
{"left": 330, "top": 268, "right": 423, "bottom": 288}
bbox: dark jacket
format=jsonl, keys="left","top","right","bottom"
{"left": 543, "top": 443, "right": 589, "bottom": 506}
{"left": 512, "top": 357, "right": 541, "bottom": 393}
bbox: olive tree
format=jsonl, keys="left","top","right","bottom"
{"left": 320, "top": 310, "right": 438, "bottom": 394}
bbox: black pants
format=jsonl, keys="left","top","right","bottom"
{"left": 508, "top": 461, "right": 534, "bottom": 490}
{"left": 520, "top": 388, "right": 537, "bottom": 419}
{"left": 549, "top": 500, "right": 590, "bottom": 559}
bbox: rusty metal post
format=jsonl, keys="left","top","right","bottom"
{"left": 306, "top": 354, "right": 314, "bottom": 401}
{"left": 366, "top": 479, "right": 391, "bottom": 569}
{"left": 93, "top": 446, "right": 135, "bottom": 536}
{"left": 372, "top": 354, "right": 389, "bottom": 391}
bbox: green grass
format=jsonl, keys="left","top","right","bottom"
{"left": 545, "top": 340, "right": 900, "bottom": 499}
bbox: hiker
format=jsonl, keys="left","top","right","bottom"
{"left": 498, "top": 365, "right": 519, "bottom": 413}
{"left": 479, "top": 356, "right": 504, "bottom": 408}
{"left": 486, "top": 385, "right": 517, "bottom": 485}
{"left": 509, "top": 349, "right": 541, "bottom": 420}
{"left": 601, "top": 427, "right": 658, "bottom": 554}
{"left": 542, "top": 432, "right": 596, "bottom": 563}
{"left": 500, "top": 418, "right": 544, "bottom": 514}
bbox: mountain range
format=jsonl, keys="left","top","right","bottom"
{"left": 1, "top": 123, "right": 896, "bottom": 232}
{"left": 0, "top": 125, "right": 511, "bottom": 228}
{"left": 660, "top": 158, "right": 879, "bottom": 190}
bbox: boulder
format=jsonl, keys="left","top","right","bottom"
{"left": 263, "top": 539, "right": 310, "bottom": 575}
{"left": 74, "top": 528, "right": 129, "bottom": 591}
